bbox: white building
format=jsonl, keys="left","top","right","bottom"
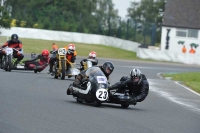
{"left": 161, "top": 0, "right": 200, "bottom": 54}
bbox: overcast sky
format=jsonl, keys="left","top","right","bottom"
{"left": 112, "top": 0, "right": 140, "bottom": 18}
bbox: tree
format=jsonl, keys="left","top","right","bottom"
{"left": 0, "top": 6, "right": 11, "bottom": 28}
{"left": 127, "top": 0, "right": 165, "bottom": 44}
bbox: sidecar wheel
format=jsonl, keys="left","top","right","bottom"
{"left": 121, "top": 102, "right": 130, "bottom": 108}
{"left": 76, "top": 98, "right": 83, "bottom": 103}
{"left": 93, "top": 100, "right": 101, "bottom": 107}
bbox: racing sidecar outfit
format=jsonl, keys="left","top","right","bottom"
{"left": 2, "top": 40, "right": 24, "bottom": 64}
{"left": 25, "top": 54, "right": 49, "bottom": 71}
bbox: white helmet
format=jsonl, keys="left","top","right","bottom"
{"left": 67, "top": 44, "right": 75, "bottom": 54}
{"left": 89, "top": 51, "right": 97, "bottom": 59}
{"left": 130, "top": 68, "right": 142, "bottom": 84}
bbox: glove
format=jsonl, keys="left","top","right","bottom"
{"left": 80, "top": 61, "right": 84, "bottom": 65}
{"left": 130, "top": 98, "right": 137, "bottom": 106}
{"left": 108, "top": 86, "right": 114, "bottom": 91}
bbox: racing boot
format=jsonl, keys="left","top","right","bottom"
{"left": 13, "top": 60, "right": 20, "bottom": 68}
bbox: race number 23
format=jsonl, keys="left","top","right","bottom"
{"left": 96, "top": 89, "right": 108, "bottom": 101}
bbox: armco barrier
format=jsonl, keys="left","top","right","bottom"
{"left": 0, "top": 27, "right": 140, "bottom": 52}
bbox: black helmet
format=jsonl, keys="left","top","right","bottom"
{"left": 130, "top": 68, "right": 142, "bottom": 84}
{"left": 102, "top": 61, "right": 114, "bottom": 76}
{"left": 11, "top": 34, "right": 18, "bottom": 42}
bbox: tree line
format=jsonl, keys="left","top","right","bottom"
{"left": 0, "top": 0, "right": 165, "bottom": 45}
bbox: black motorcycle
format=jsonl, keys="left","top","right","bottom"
{"left": 67, "top": 67, "right": 109, "bottom": 107}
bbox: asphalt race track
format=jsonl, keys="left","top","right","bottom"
{"left": 1, "top": 56, "right": 200, "bottom": 133}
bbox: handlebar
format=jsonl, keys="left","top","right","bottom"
{"left": 12, "top": 48, "right": 20, "bottom": 52}
{"left": 0, "top": 46, "right": 21, "bottom": 52}
{"left": 50, "top": 50, "right": 57, "bottom": 54}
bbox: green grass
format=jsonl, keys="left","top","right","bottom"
{"left": 162, "top": 72, "right": 200, "bottom": 94}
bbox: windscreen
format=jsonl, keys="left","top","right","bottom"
{"left": 85, "top": 67, "right": 105, "bottom": 78}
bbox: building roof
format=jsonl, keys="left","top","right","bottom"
{"left": 162, "top": 0, "right": 200, "bottom": 29}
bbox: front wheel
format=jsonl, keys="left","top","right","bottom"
{"left": 7, "top": 55, "right": 12, "bottom": 72}
{"left": 121, "top": 102, "right": 130, "bottom": 108}
{"left": 76, "top": 98, "right": 83, "bottom": 103}
{"left": 61, "top": 59, "right": 65, "bottom": 80}
{"left": 93, "top": 100, "right": 101, "bottom": 107}
{"left": 53, "top": 62, "right": 58, "bottom": 79}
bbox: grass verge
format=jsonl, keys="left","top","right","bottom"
{"left": 162, "top": 72, "right": 200, "bottom": 94}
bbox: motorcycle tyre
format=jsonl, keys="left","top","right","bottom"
{"left": 34, "top": 70, "right": 37, "bottom": 73}
{"left": 0, "top": 57, "right": 5, "bottom": 69}
{"left": 121, "top": 102, "right": 130, "bottom": 108}
{"left": 53, "top": 63, "right": 58, "bottom": 79}
{"left": 76, "top": 98, "right": 83, "bottom": 103}
{"left": 93, "top": 100, "right": 101, "bottom": 107}
{"left": 4, "top": 56, "right": 8, "bottom": 71}
{"left": 61, "top": 59, "right": 65, "bottom": 80}
{"left": 8, "top": 55, "right": 12, "bottom": 72}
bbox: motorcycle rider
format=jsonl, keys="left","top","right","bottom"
{"left": 52, "top": 43, "right": 58, "bottom": 51}
{"left": 98, "top": 61, "right": 114, "bottom": 81}
{"left": 108, "top": 68, "right": 149, "bottom": 105}
{"left": 23, "top": 49, "right": 50, "bottom": 72}
{"left": 48, "top": 44, "right": 77, "bottom": 76}
{"left": 0, "top": 34, "right": 24, "bottom": 66}
{"left": 79, "top": 51, "right": 98, "bottom": 71}
{"left": 67, "top": 61, "right": 114, "bottom": 95}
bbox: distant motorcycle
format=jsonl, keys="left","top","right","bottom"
{"left": 67, "top": 67, "right": 109, "bottom": 107}
{"left": 50, "top": 48, "right": 79, "bottom": 80}
{"left": 1, "top": 47, "right": 22, "bottom": 72}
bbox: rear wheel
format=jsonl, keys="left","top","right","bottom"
{"left": 61, "top": 59, "right": 65, "bottom": 80}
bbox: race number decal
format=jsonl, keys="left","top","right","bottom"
{"left": 96, "top": 89, "right": 108, "bottom": 101}
{"left": 97, "top": 76, "right": 107, "bottom": 83}
{"left": 6, "top": 48, "right": 13, "bottom": 54}
{"left": 58, "top": 48, "right": 67, "bottom": 55}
